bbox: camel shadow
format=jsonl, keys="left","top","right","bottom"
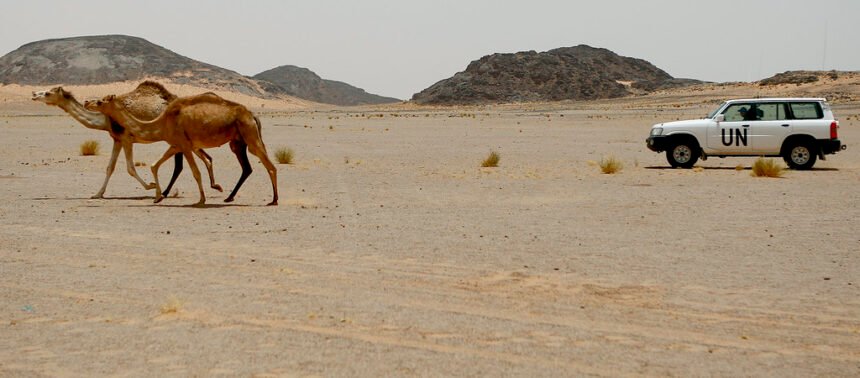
{"left": 31, "top": 196, "right": 152, "bottom": 201}
{"left": 30, "top": 197, "right": 261, "bottom": 208}
{"left": 128, "top": 202, "right": 251, "bottom": 209}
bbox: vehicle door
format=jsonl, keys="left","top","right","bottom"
{"left": 750, "top": 102, "right": 791, "bottom": 154}
{"left": 708, "top": 103, "right": 755, "bottom": 154}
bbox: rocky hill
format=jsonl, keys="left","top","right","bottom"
{"left": 253, "top": 65, "right": 399, "bottom": 106}
{"left": 0, "top": 35, "right": 269, "bottom": 97}
{"left": 758, "top": 70, "right": 843, "bottom": 86}
{"left": 412, "top": 45, "right": 697, "bottom": 105}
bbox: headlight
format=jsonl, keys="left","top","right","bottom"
{"left": 650, "top": 127, "right": 663, "bottom": 136}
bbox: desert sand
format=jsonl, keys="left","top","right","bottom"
{"left": 1, "top": 80, "right": 859, "bottom": 376}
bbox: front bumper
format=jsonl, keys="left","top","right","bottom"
{"left": 646, "top": 136, "right": 671, "bottom": 152}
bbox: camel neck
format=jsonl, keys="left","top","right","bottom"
{"left": 108, "top": 106, "right": 165, "bottom": 142}
{"left": 59, "top": 98, "right": 110, "bottom": 131}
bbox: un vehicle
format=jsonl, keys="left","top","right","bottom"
{"left": 645, "top": 98, "right": 846, "bottom": 169}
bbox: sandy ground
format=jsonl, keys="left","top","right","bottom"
{"left": 1, "top": 82, "right": 859, "bottom": 376}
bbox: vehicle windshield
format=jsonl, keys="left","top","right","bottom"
{"left": 706, "top": 102, "right": 727, "bottom": 119}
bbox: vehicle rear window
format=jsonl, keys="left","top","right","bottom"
{"left": 790, "top": 102, "right": 823, "bottom": 119}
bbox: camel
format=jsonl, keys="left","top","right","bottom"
{"left": 32, "top": 82, "right": 221, "bottom": 198}
{"left": 89, "top": 92, "right": 278, "bottom": 207}
{"left": 83, "top": 81, "right": 226, "bottom": 197}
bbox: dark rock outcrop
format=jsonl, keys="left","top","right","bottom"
{"left": 412, "top": 45, "right": 695, "bottom": 105}
{"left": 757, "top": 70, "right": 841, "bottom": 86}
{"left": 254, "top": 65, "right": 399, "bottom": 106}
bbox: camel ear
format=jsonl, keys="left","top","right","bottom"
{"left": 58, "top": 87, "right": 71, "bottom": 99}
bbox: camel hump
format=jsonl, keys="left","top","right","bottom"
{"left": 132, "top": 81, "right": 177, "bottom": 101}
{"left": 115, "top": 81, "right": 178, "bottom": 121}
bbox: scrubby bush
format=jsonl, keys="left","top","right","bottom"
{"left": 599, "top": 156, "right": 623, "bottom": 174}
{"left": 482, "top": 151, "right": 500, "bottom": 167}
{"left": 80, "top": 140, "right": 100, "bottom": 156}
{"left": 751, "top": 158, "right": 785, "bottom": 178}
{"left": 274, "top": 147, "right": 294, "bottom": 164}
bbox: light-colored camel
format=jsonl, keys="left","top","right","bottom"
{"left": 90, "top": 92, "right": 278, "bottom": 207}
{"left": 31, "top": 82, "right": 221, "bottom": 198}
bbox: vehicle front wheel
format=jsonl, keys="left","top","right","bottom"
{"left": 666, "top": 140, "right": 699, "bottom": 168}
{"left": 783, "top": 141, "right": 817, "bottom": 170}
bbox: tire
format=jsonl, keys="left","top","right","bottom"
{"left": 666, "top": 139, "right": 700, "bottom": 168}
{"left": 783, "top": 140, "right": 817, "bottom": 170}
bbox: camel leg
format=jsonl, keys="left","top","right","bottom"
{"left": 160, "top": 153, "right": 184, "bottom": 198}
{"left": 194, "top": 149, "right": 222, "bottom": 192}
{"left": 181, "top": 150, "right": 206, "bottom": 207}
{"left": 151, "top": 146, "right": 181, "bottom": 203}
{"left": 225, "top": 140, "right": 251, "bottom": 203}
{"left": 93, "top": 140, "right": 123, "bottom": 199}
{"left": 123, "top": 142, "right": 156, "bottom": 191}
{"left": 246, "top": 140, "right": 279, "bottom": 206}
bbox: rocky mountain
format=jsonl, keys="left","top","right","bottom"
{"left": 0, "top": 35, "right": 269, "bottom": 97}
{"left": 253, "top": 65, "right": 399, "bottom": 106}
{"left": 412, "top": 45, "right": 697, "bottom": 105}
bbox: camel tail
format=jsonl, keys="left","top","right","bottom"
{"left": 254, "top": 116, "right": 263, "bottom": 138}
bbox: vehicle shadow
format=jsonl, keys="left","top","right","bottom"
{"left": 644, "top": 166, "right": 840, "bottom": 172}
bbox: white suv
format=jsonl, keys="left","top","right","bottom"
{"left": 646, "top": 98, "right": 846, "bottom": 169}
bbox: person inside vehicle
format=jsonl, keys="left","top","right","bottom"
{"left": 739, "top": 106, "right": 762, "bottom": 121}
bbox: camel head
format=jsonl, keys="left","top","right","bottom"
{"left": 32, "top": 87, "right": 73, "bottom": 106}
{"left": 88, "top": 95, "right": 118, "bottom": 113}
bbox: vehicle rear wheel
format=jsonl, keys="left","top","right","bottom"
{"left": 783, "top": 141, "right": 817, "bottom": 170}
{"left": 666, "top": 140, "right": 699, "bottom": 168}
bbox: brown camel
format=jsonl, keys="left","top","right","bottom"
{"left": 31, "top": 82, "right": 221, "bottom": 198}
{"left": 84, "top": 81, "right": 226, "bottom": 197}
{"left": 90, "top": 92, "right": 278, "bottom": 207}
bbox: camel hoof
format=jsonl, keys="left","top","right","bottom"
{"left": 267, "top": 201, "right": 278, "bottom": 206}
{"left": 212, "top": 184, "right": 224, "bottom": 192}
{"left": 192, "top": 202, "right": 206, "bottom": 208}
{"left": 224, "top": 197, "right": 235, "bottom": 203}
{"left": 154, "top": 196, "right": 165, "bottom": 204}
{"left": 91, "top": 194, "right": 104, "bottom": 199}
{"left": 145, "top": 183, "right": 157, "bottom": 190}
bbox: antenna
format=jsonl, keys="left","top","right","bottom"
{"left": 822, "top": 19, "right": 829, "bottom": 70}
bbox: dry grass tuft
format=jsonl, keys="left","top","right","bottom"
{"left": 599, "top": 156, "right": 623, "bottom": 174}
{"left": 79, "top": 140, "right": 100, "bottom": 156}
{"left": 735, "top": 164, "right": 745, "bottom": 171}
{"left": 159, "top": 297, "right": 184, "bottom": 314}
{"left": 751, "top": 158, "right": 785, "bottom": 178}
{"left": 274, "top": 147, "right": 294, "bottom": 164}
{"left": 481, "top": 151, "right": 500, "bottom": 167}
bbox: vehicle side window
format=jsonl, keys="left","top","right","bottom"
{"left": 723, "top": 104, "right": 755, "bottom": 122}
{"left": 790, "top": 102, "right": 823, "bottom": 119}
{"left": 757, "top": 103, "right": 788, "bottom": 121}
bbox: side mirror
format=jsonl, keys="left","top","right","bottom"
{"left": 714, "top": 114, "right": 725, "bottom": 123}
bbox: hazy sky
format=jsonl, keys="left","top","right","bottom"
{"left": 2, "top": 0, "right": 858, "bottom": 99}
